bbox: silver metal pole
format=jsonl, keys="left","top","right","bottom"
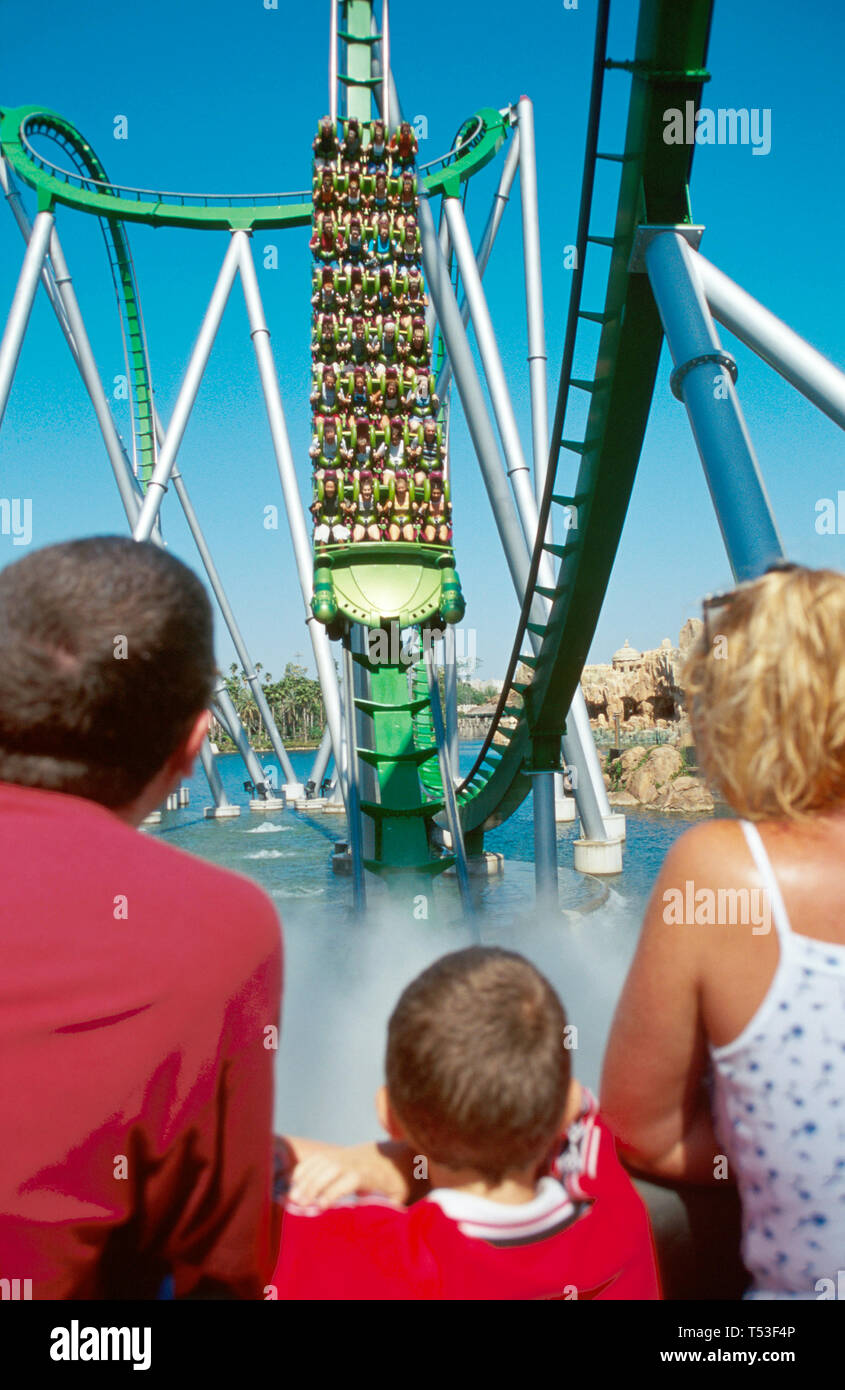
{"left": 199, "top": 737, "right": 231, "bottom": 809}
{"left": 214, "top": 682, "right": 269, "bottom": 796}
{"left": 1, "top": 159, "right": 74, "bottom": 344}
{"left": 46, "top": 229, "right": 143, "bottom": 526}
{"left": 0, "top": 208, "right": 54, "bottom": 430}
{"left": 133, "top": 234, "right": 242, "bottom": 542}
{"left": 516, "top": 97, "right": 550, "bottom": 509}
{"left": 696, "top": 253, "right": 845, "bottom": 434}
{"left": 4, "top": 205, "right": 228, "bottom": 812}
{"left": 370, "top": 9, "right": 404, "bottom": 126}
{"left": 444, "top": 623, "right": 459, "bottom": 774}
{"left": 444, "top": 195, "right": 538, "bottom": 541}
{"left": 421, "top": 196, "right": 561, "bottom": 888}
{"left": 382, "top": 0, "right": 391, "bottom": 135}
{"left": 431, "top": 196, "right": 609, "bottom": 846}
{"left": 308, "top": 723, "right": 334, "bottom": 791}
{"left": 169, "top": 462, "right": 298, "bottom": 786}
{"left": 419, "top": 195, "right": 543, "bottom": 619}
{"left": 531, "top": 767, "right": 558, "bottom": 905}
{"left": 424, "top": 641, "right": 473, "bottom": 916}
{"left": 436, "top": 128, "right": 521, "bottom": 400}
{"left": 342, "top": 637, "right": 367, "bottom": 912}
{"left": 329, "top": 0, "right": 339, "bottom": 126}
{"left": 476, "top": 126, "right": 521, "bottom": 281}
{"left": 644, "top": 232, "right": 784, "bottom": 581}
{"left": 426, "top": 206, "right": 451, "bottom": 342}
{"left": 236, "top": 232, "right": 344, "bottom": 766}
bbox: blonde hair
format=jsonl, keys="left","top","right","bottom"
{"left": 683, "top": 566, "right": 845, "bottom": 820}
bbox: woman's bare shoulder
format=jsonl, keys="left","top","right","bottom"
{"left": 659, "top": 817, "right": 751, "bottom": 879}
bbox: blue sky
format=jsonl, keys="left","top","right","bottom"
{"left": 2, "top": 0, "right": 844, "bottom": 682}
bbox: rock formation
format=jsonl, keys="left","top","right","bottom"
{"left": 604, "top": 743, "right": 715, "bottom": 815}
{"left": 580, "top": 620, "right": 703, "bottom": 733}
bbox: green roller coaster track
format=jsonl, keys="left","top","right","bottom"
{"left": 0, "top": 0, "right": 714, "bottom": 885}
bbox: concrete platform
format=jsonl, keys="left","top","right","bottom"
{"left": 141, "top": 810, "right": 162, "bottom": 827}
{"left": 573, "top": 837, "right": 623, "bottom": 874}
{"left": 204, "top": 804, "right": 241, "bottom": 819}
{"left": 249, "top": 796, "right": 286, "bottom": 812}
{"left": 555, "top": 796, "right": 577, "bottom": 822}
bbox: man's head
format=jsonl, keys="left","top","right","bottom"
{"left": 383, "top": 947, "right": 573, "bottom": 1183}
{"left": 0, "top": 537, "right": 215, "bottom": 812}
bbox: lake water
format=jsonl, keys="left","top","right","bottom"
{"left": 153, "top": 744, "right": 705, "bottom": 1144}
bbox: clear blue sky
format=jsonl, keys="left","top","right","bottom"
{"left": 2, "top": 0, "right": 844, "bottom": 682}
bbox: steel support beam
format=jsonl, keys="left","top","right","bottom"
{"left": 329, "top": 0, "right": 339, "bottom": 126}
{"left": 645, "top": 232, "right": 784, "bottom": 581}
{"left": 516, "top": 97, "right": 550, "bottom": 510}
{"left": 436, "top": 127, "right": 521, "bottom": 400}
{"left": 133, "top": 234, "right": 241, "bottom": 542}
{"left": 437, "top": 194, "right": 610, "bottom": 855}
{"left": 237, "top": 233, "right": 344, "bottom": 777}
{"left": 0, "top": 208, "right": 54, "bottom": 430}
{"left": 696, "top": 252, "right": 845, "bottom": 434}
{"left": 342, "top": 637, "right": 367, "bottom": 912}
{"left": 424, "top": 643, "right": 473, "bottom": 917}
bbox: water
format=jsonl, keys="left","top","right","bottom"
{"left": 154, "top": 744, "right": 707, "bottom": 1143}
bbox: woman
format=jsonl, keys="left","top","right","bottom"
{"left": 601, "top": 564, "right": 845, "bottom": 1300}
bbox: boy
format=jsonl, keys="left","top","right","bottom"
{"left": 271, "top": 948, "right": 659, "bottom": 1300}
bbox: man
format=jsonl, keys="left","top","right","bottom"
{"left": 0, "top": 537, "right": 282, "bottom": 1298}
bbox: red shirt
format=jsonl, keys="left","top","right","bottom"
{"left": 0, "top": 783, "right": 282, "bottom": 1299}
{"left": 272, "top": 1092, "right": 659, "bottom": 1300}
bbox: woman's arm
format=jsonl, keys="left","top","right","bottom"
{"left": 600, "top": 827, "right": 727, "bottom": 1185}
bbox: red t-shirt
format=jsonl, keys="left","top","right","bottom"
{"left": 271, "top": 1092, "right": 659, "bottom": 1300}
{"left": 0, "top": 782, "right": 282, "bottom": 1299}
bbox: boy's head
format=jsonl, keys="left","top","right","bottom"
{"left": 383, "top": 947, "right": 573, "bottom": 1183}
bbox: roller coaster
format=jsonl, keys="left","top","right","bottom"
{"left": 3, "top": 0, "right": 842, "bottom": 913}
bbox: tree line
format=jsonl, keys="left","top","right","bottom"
{"left": 212, "top": 662, "right": 326, "bottom": 751}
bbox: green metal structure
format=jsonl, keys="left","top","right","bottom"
{"left": 0, "top": 0, "right": 714, "bottom": 888}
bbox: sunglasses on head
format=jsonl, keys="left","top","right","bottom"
{"left": 701, "top": 559, "right": 799, "bottom": 651}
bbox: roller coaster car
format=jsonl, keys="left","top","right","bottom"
{"left": 312, "top": 540, "right": 464, "bottom": 631}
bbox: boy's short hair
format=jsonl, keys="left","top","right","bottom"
{"left": 386, "top": 947, "right": 571, "bottom": 1182}
{"left": 0, "top": 536, "right": 215, "bottom": 808}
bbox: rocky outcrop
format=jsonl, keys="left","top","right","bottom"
{"left": 581, "top": 620, "right": 703, "bottom": 734}
{"left": 606, "top": 744, "right": 714, "bottom": 815}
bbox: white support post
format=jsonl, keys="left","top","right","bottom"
{"left": 436, "top": 129, "right": 521, "bottom": 401}
{"left": 516, "top": 97, "right": 550, "bottom": 511}
{"left": 0, "top": 208, "right": 54, "bottom": 430}
{"left": 382, "top": 0, "right": 391, "bottom": 135}
{"left": 133, "top": 234, "right": 242, "bottom": 543}
{"left": 329, "top": 0, "right": 339, "bottom": 126}
{"left": 696, "top": 252, "right": 845, "bottom": 433}
{"left": 441, "top": 194, "right": 619, "bottom": 855}
{"left": 236, "top": 233, "right": 344, "bottom": 771}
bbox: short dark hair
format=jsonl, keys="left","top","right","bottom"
{"left": 385, "top": 948, "right": 571, "bottom": 1182}
{"left": 0, "top": 536, "right": 215, "bottom": 807}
